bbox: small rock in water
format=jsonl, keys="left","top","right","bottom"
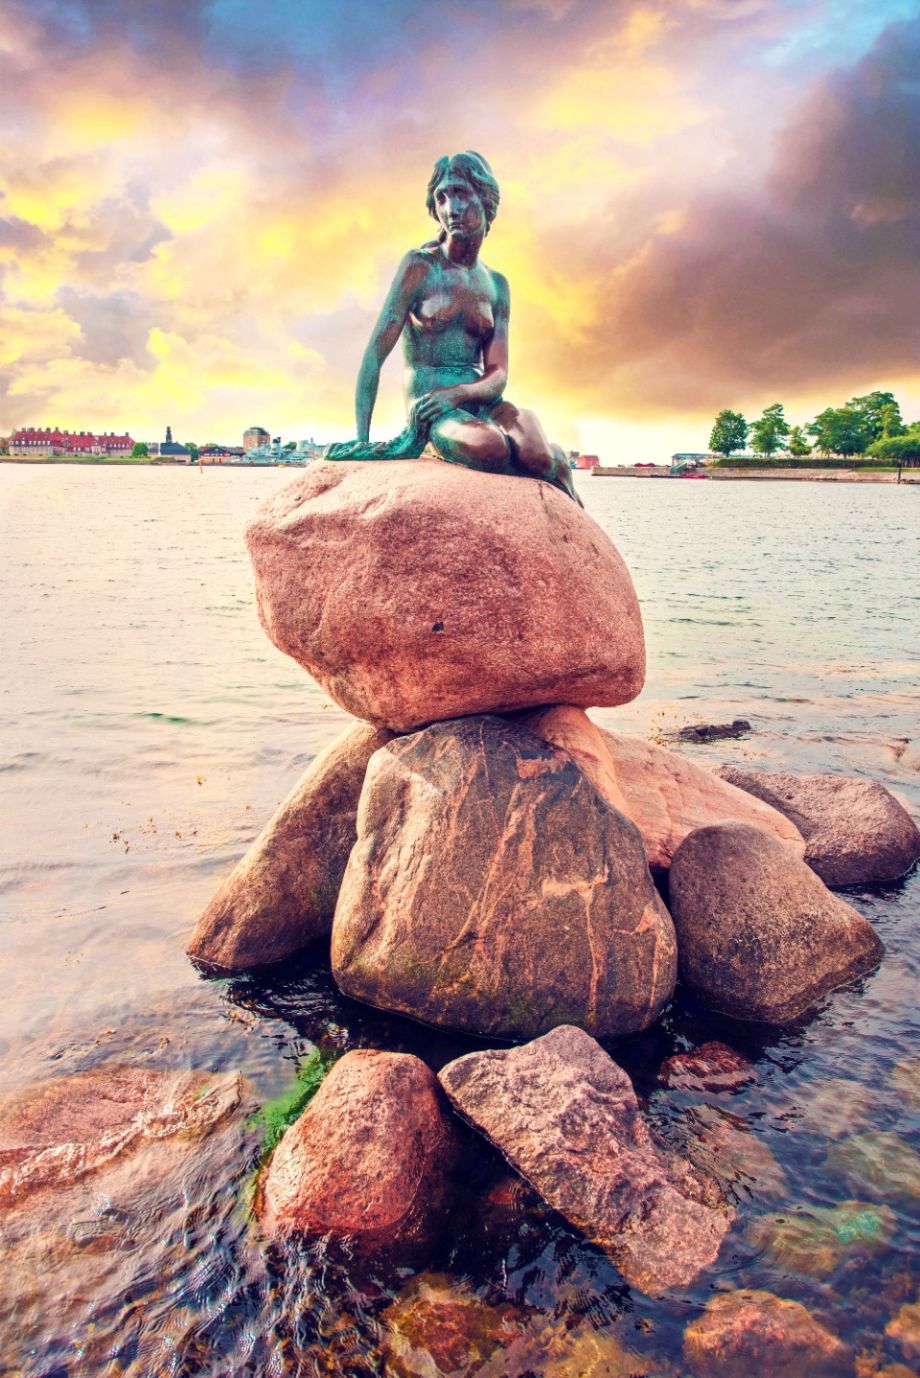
{"left": 891, "top": 1059, "right": 920, "bottom": 1113}
{"left": 439, "top": 1025, "right": 733, "bottom": 1295}
{"left": 0, "top": 1065, "right": 242, "bottom": 1207}
{"left": 679, "top": 1105, "right": 789, "bottom": 1205}
{"left": 258, "top": 1050, "right": 457, "bottom": 1262}
{"left": 246, "top": 460, "right": 646, "bottom": 731}
{"left": 714, "top": 766, "right": 920, "bottom": 888}
{"left": 380, "top": 1272, "right": 525, "bottom": 1378}
{"left": 187, "top": 721, "right": 392, "bottom": 973}
{"left": 656, "top": 1042, "right": 756, "bottom": 1094}
{"left": 332, "top": 716, "right": 677, "bottom": 1040}
{"left": 668, "top": 822, "right": 884, "bottom": 1023}
{"left": 886, "top": 1297, "right": 920, "bottom": 1361}
{"left": 674, "top": 719, "right": 752, "bottom": 743}
{"left": 789, "top": 1076, "right": 880, "bottom": 1140}
{"left": 748, "top": 1201, "right": 895, "bottom": 1279}
{"left": 825, "top": 1131, "right": 920, "bottom": 1203}
{"left": 683, "top": 1289, "right": 848, "bottom": 1377}
{"left": 520, "top": 706, "right": 803, "bottom": 873}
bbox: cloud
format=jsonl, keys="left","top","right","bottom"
{"left": 533, "top": 13, "right": 920, "bottom": 418}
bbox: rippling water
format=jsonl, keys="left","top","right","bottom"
{"left": 1, "top": 464, "right": 918, "bottom": 1375}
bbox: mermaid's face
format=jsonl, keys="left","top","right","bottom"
{"left": 432, "top": 172, "right": 486, "bottom": 240}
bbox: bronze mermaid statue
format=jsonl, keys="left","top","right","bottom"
{"left": 325, "top": 151, "right": 581, "bottom": 505}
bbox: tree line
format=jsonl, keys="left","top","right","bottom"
{"left": 709, "top": 392, "right": 920, "bottom": 462}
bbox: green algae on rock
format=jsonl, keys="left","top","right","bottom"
{"left": 749, "top": 1201, "right": 896, "bottom": 1278}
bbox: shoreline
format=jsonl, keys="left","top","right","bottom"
{"left": 594, "top": 465, "right": 917, "bottom": 484}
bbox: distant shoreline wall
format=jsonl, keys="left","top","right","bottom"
{"left": 593, "top": 466, "right": 915, "bottom": 484}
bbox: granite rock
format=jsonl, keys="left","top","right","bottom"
{"left": 439, "top": 1025, "right": 732, "bottom": 1295}
{"left": 715, "top": 766, "right": 920, "bottom": 887}
{"left": 188, "top": 721, "right": 392, "bottom": 972}
{"left": 245, "top": 459, "right": 645, "bottom": 731}
{"left": 521, "top": 707, "right": 803, "bottom": 873}
{"left": 668, "top": 822, "right": 884, "bottom": 1023}
{"left": 258, "top": 1050, "right": 457, "bottom": 1261}
{"left": 0, "top": 1065, "right": 241, "bottom": 1207}
{"left": 683, "top": 1289, "right": 848, "bottom": 1377}
{"left": 332, "top": 716, "right": 677, "bottom": 1040}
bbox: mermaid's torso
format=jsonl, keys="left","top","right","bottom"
{"left": 402, "top": 243, "right": 502, "bottom": 404}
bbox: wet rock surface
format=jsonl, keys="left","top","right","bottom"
{"left": 674, "top": 719, "right": 752, "bottom": 743}
{"left": 0, "top": 1064, "right": 242, "bottom": 1206}
{"left": 187, "top": 721, "right": 393, "bottom": 972}
{"left": 332, "top": 715, "right": 677, "bottom": 1040}
{"left": 749, "top": 1201, "right": 896, "bottom": 1278}
{"left": 246, "top": 459, "right": 646, "bottom": 731}
{"left": 714, "top": 766, "right": 920, "bottom": 887}
{"left": 655, "top": 1041, "right": 756, "bottom": 1094}
{"left": 438, "top": 1025, "right": 732, "bottom": 1295}
{"left": 259, "top": 1050, "right": 458, "bottom": 1261}
{"left": 519, "top": 707, "right": 802, "bottom": 873}
{"left": 683, "top": 1288, "right": 849, "bottom": 1377}
{"left": 825, "top": 1131, "right": 920, "bottom": 1202}
{"left": 668, "top": 822, "right": 884, "bottom": 1023}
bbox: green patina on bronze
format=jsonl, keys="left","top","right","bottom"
{"left": 325, "top": 152, "right": 581, "bottom": 505}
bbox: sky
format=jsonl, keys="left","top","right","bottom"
{"left": 1, "top": 0, "right": 918, "bottom": 462}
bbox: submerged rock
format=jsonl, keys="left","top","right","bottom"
{"left": 714, "top": 766, "right": 920, "bottom": 887}
{"left": 188, "top": 721, "right": 392, "bottom": 972}
{"left": 825, "top": 1131, "right": 920, "bottom": 1202}
{"left": 668, "top": 822, "right": 884, "bottom": 1023}
{"left": 656, "top": 1042, "right": 756, "bottom": 1095}
{"left": 332, "top": 716, "right": 677, "bottom": 1040}
{"left": 749, "top": 1201, "right": 895, "bottom": 1278}
{"left": 0, "top": 1065, "right": 241, "bottom": 1207}
{"left": 683, "top": 1289, "right": 848, "bottom": 1377}
{"left": 380, "top": 1273, "right": 524, "bottom": 1378}
{"left": 245, "top": 459, "right": 646, "bottom": 731}
{"left": 679, "top": 1105, "right": 788, "bottom": 1205}
{"left": 439, "top": 1025, "right": 732, "bottom": 1295}
{"left": 519, "top": 706, "right": 803, "bottom": 873}
{"left": 258, "top": 1050, "right": 457, "bottom": 1261}
{"left": 886, "top": 1297, "right": 920, "bottom": 1361}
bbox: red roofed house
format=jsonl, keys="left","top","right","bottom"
{"left": 9, "top": 428, "right": 134, "bottom": 457}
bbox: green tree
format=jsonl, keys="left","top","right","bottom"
{"left": 749, "top": 402, "right": 790, "bottom": 459}
{"left": 787, "top": 425, "right": 811, "bottom": 456}
{"left": 849, "top": 390, "right": 904, "bottom": 443}
{"left": 283, "top": 440, "right": 296, "bottom": 451}
{"left": 809, "top": 406, "right": 869, "bottom": 457}
{"left": 709, "top": 409, "right": 748, "bottom": 458}
{"left": 131, "top": 441, "right": 149, "bottom": 458}
{"left": 185, "top": 441, "right": 199, "bottom": 461}
{"left": 867, "top": 432, "right": 920, "bottom": 462}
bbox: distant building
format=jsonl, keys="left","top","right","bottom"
{"left": 197, "top": 444, "right": 245, "bottom": 465}
{"left": 8, "top": 427, "right": 134, "bottom": 457}
{"left": 243, "top": 426, "right": 270, "bottom": 452}
{"left": 158, "top": 424, "right": 190, "bottom": 461}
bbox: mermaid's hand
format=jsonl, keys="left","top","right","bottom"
{"left": 324, "top": 439, "right": 367, "bottom": 460}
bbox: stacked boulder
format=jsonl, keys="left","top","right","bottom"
{"left": 186, "top": 459, "right": 911, "bottom": 1282}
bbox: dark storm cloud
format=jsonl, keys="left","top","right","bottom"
{"left": 569, "top": 14, "right": 920, "bottom": 411}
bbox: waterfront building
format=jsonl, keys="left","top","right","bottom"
{"left": 197, "top": 445, "right": 246, "bottom": 464}
{"left": 158, "top": 424, "right": 190, "bottom": 461}
{"left": 244, "top": 426, "right": 270, "bottom": 451}
{"left": 8, "top": 427, "right": 134, "bottom": 457}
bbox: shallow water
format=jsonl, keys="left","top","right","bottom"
{"left": 1, "top": 464, "right": 918, "bottom": 1375}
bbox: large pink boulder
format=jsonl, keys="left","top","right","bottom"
{"left": 245, "top": 460, "right": 645, "bottom": 731}
{"left": 187, "top": 721, "right": 392, "bottom": 972}
{"left": 439, "top": 1026, "right": 732, "bottom": 1295}
{"left": 519, "top": 706, "right": 804, "bottom": 873}
{"left": 331, "top": 716, "right": 677, "bottom": 1041}
{"left": 258, "top": 1051, "right": 457, "bottom": 1262}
